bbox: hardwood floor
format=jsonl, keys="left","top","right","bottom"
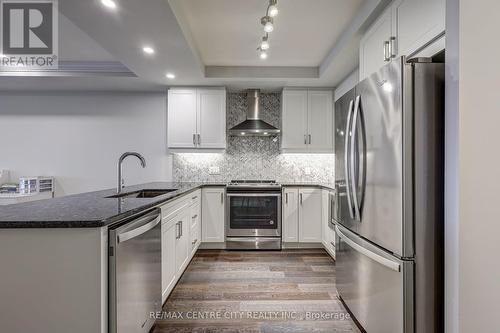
{"left": 153, "top": 249, "right": 360, "bottom": 333}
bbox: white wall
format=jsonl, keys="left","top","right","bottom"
{"left": 446, "top": 0, "right": 500, "bottom": 331}
{"left": 0, "top": 92, "right": 172, "bottom": 196}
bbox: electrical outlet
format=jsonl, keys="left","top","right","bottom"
{"left": 304, "top": 167, "right": 312, "bottom": 176}
{"left": 209, "top": 166, "right": 220, "bottom": 175}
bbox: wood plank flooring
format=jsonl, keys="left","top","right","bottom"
{"left": 153, "top": 249, "right": 360, "bottom": 333}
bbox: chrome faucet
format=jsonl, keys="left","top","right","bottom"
{"left": 117, "top": 152, "right": 146, "bottom": 193}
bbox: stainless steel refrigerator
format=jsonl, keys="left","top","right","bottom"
{"left": 334, "top": 56, "right": 444, "bottom": 333}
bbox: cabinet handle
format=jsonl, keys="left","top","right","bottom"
{"left": 220, "top": 192, "right": 224, "bottom": 204}
{"left": 389, "top": 36, "right": 397, "bottom": 58}
{"left": 304, "top": 135, "right": 308, "bottom": 145}
{"left": 192, "top": 214, "right": 198, "bottom": 219}
{"left": 180, "top": 221, "right": 183, "bottom": 237}
{"left": 383, "top": 40, "right": 390, "bottom": 62}
{"left": 192, "top": 239, "right": 197, "bottom": 245}
{"left": 285, "top": 192, "right": 288, "bottom": 204}
{"left": 175, "top": 222, "right": 180, "bottom": 239}
{"left": 300, "top": 193, "right": 303, "bottom": 205}
{"left": 192, "top": 196, "right": 198, "bottom": 200}
{"left": 198, "top": 134, "right": 201, "bottom": 146}
{"left": 193, "top": 134, "right": 196, "bottom": 146}
{"left": 308, "top": 134, "right": 312, "bottom": 145}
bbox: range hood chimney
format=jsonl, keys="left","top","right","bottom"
{"left": 228, "top": 89, "right": 281, "bottom": 136}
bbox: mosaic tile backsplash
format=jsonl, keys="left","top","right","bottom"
{"left": 172, "top": 92, "right": 335, "bottom": 183}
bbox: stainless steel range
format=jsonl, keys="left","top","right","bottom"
{"left": 226, "top": 180, "right": 282, "bottom": 250}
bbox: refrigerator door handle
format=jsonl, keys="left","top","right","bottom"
{"left": 344, "top": 99, "right": 355, "bottom": 219}
{"left": 350, "top": 95, "right": 362, "bottom": 221}
{"left": 336, "top": 226, "right": 400, "bottom": 272}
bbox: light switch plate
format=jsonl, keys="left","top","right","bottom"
{"left": 209, "top": 166, "right": 220, "bottom": 175}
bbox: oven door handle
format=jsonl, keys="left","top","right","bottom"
{"left": 226, "top": 193, "right": 282, "bottom": 197}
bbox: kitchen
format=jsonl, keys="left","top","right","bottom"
{"left": 0, "top": 1, "right": 498, "bottom": 333}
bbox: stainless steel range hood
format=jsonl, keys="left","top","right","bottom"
{"left": 228, "top": 89, "right": 281, "bottom": 136}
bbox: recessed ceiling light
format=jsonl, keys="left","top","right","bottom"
{"left": 101, "top": 0, "right": 117, "bottom": 9}
{"left": 166, "top": 73, "right": 176, "bottom": 79}
{"left": 142, "top": 46, "right": 155, "bottom": 55}
{"left": 264, "top": 132, "right": 269, "bottom": 135}
{"left": 241, "top": 132, "right": 246, "bottom": 135}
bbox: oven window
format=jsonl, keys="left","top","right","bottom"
{"left": 229, "top": 196, "right": 278, "bottom": 229}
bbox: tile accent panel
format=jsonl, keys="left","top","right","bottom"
{"left": 172, "top": 92, "right": 334, "bottom": 183}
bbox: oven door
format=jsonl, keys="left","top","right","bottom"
{"left": 226, "top": 193, "right": 281, "bottom": 237}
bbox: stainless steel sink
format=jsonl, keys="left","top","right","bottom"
{"left": 106, "top": 189, "right": 177, "bottom": 199}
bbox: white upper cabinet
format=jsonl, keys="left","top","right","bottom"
{"left": 359, "top": 8, "right": 393, "bottom": 81}
{"left": 391, "top": 0, "right": 445, "bottom": 58}
{"left": 307, "top": 90, "right": 333, "bottom": 152}
{"left": 167, "top": 89, "right": 198, "bottom": 148}
{"left": 281, "top": 89, "right": 333, "bottom": 153}
{"left": 282, "top": 90, "right": 308, "bottom": 150}
{"left": 359, "top": 0, "right": 445, "bottom": 80}
{"left": 168, "top": 88, "right": 226, "bottom": 149}
{"left": 197, "top": 89, "right": 226, "bottom": 148}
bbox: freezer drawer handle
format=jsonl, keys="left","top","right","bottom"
{"left": 336, "top": 226, "right": 400, "bottom": 272}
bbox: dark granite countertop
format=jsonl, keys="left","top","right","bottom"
{"left": 0, "top": 182, "right": 225, "bottom": 229}
{"left": 0, "top": 181, "right": 333, "bottom": 229}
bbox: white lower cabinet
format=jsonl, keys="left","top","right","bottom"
{"left": 282, "top": 187, "right": 322, "bottom": 244}
{"left": 201, "top": 187, "right": 225, "bottom": 243}
{"left": 282, "top": 188, "right": 299, "bottom": 242}
{"left": 175, "top": 211, "right": 190, "bottom": 274}
{"left": 161, "top": 190, "right": 201, "bottom": 304}
{"left": 161, "top": 213, "right": 180, "bottom": 303}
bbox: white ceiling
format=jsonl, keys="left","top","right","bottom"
{"left": 171, "top": 0, "right": 363, "bottom": 67}
{"left": 0, "top": 0, "right": 391, "bottom": 91}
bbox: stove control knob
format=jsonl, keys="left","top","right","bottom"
{"left": 269, "top": 220, "right": 274, "bottom": 225}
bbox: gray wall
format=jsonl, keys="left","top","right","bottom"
{"left": 173, "top": 92, "right": 335, "bottom": 183}
{"left": 0, "top": 92, "right": 172, "bottom": 196}
{"left": 446, "top": 0, "right": 500, "bottom": 331}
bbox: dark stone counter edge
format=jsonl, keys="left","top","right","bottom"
{"left": 0, "top": 183, "right": 334, "bottom": 229}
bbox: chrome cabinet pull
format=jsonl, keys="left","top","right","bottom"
{"left": 192, "top": 214, "right": 198, "bottom": 219}
{"left": 304, "top": 134, "right": 308, "bottom": 145}
{"left": 300, "top": 193, "right": 303, "bottom": 205}
{"left": 389, "top": 36, "right": 397, "bottom": 58}
{"left": 308, "top": 134, "right": 312, "bottom": 144}
{"left": 197, "top": 134, "right": 201, "bottom": 146}
{"left": 220, "top": 192, "right": 223, "bottom": 204}
{"left": 285, "top": 192, "right": 288, "bottom": 204}
{"left": 383, "top": 40, "right": 390, "bottom": 62}
{"left": 193, "top": 134, "right": 196, "bottom": 146}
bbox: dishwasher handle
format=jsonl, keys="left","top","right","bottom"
{"left": 117, "top": 211, "right": 161, "bottom": 243}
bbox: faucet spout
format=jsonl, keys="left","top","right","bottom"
{"left": 117, "top": 152, "right": 147, "bottom": 193}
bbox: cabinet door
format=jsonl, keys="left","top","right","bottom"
{"left": 359, "top": 8, "right": 392, "bottom": 80}
{"left": 307, "top": 90, "right": 333, "bottom": 152}
{"left": 201, "top": 187, "right": 225, "bottom": 243}
{"left": 162, "top": 221, "right": 177, "bottom": 303}
{"left": 282, "top": 90, "right": 308, "bottom": 151}
{"left": 392, "top": 0, "right": 445, "bottom": 58}
{"left": 298, "top": 188, "right": 322, "bottom": 243}
{"left": 175, "top": 212, "right": 190, "bottom": 273}
{"left": 168, "top": 89, "right": 197, "bottom": 148}
{"left": 197, "top": 89, "right": 226, "bottom": 148}
{"left": 282, "top": 188, "right": 299, "bottom": 242}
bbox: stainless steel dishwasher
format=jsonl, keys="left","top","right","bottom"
{"left": 109, "top": 208, "right": 162, "bottom": 333}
